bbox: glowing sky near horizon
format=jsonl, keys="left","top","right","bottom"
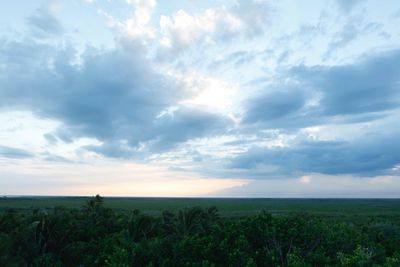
{"left": 1, "top": 0, "right": 400, "bottom": 197}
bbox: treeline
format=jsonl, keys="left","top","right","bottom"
{"left": 1, "top": 195, "right": 400, "bottom": 266}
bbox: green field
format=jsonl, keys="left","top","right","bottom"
{"left": 1, "top": 197, "right": 399, "bottom": 216}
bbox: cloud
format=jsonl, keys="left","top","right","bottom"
{"left": 147, "top": 107, "right": 232, "bottom": 152}
{"left": 291, "top": 49, "right": 400, "bottom": 116}
{"left": 44, "top": 133, "right": 58, "bottom": 145}
{"left": 242, "top": 49, "right": 400, "bottom": 130}
{"left": 99, "top": 0, "right": 156, "bottom": 41}
{"left": 42, "top": 153, "right": 71, "bottom": 163}
{"left": 243, "top": 88, "right": 307, "bottom": 123}
{"left": 210, "top": 50, "right": 257, "bottom": 70}
{"left": 159, "top": 8, "right": 241, "bottom": 50}
{"left": 230, "top": 131, "right": 400, "bottom": 177}
{"left": 394, "top": 9, "right": 400, "bottom": 18}
{"left": 0, "top": 37, "right": 232, "bottom": 159}
{"left": 230, "top": 0, "right": 271, "bottom": 37}
{"left": 157, "top": 0, "right": 270, "bottom": 59}
{"left": 0, "top": 146, "right": 34, "bottom": 159}
{"left": 28, "top": 7, "right": 64, "bottom": 37}
{"left": 335, "top": 0, "right": 362, "bottom": 13}
{"left": 323, "top": 16, "right": 384, "bottom": 60}
{"left": 86, "top": 106, "right": 232, "bottom": 157}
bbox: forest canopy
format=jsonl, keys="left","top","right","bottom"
{"left": 1, "top": 195, "right": 400, "bottom": 266}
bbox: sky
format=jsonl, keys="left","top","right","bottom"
{"left": 1, "top": 0, "right": 400, "bottom": 197}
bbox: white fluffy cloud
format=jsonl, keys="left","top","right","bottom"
{"left": 100, "top": 0, "right": 157, "bottom": 40}
{"left": 157, "top": 1, "right": 270, "bottom": 58}
{"left": 159, "top": 8, "right": 242, "bottom": 48}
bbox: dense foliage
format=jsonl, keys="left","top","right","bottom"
{"left": 1, "top": 195, "right": 400, "bottom": 266}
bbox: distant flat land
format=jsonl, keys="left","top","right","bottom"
{"left": 1, "top": 197, "right": 400, "bottom": 216}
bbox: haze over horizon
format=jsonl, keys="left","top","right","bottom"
{"left": 1, "top": 0, "right": 400, "bottom": 197}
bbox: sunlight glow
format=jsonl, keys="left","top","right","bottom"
{"left": 299, "top": 175, "right": 312, "bottom": 184}
{"left": 180, "top": 73, "right": 239, "bottom": 114}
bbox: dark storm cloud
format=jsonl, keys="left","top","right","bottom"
{"left": 0, "top": 38, "right": 232, "bottom": 158}
{"left": 0, "top": 146, "right": 34, "bottom": 159}
{"left": 230, "top": 131, "right": 400, "bottom": 177}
